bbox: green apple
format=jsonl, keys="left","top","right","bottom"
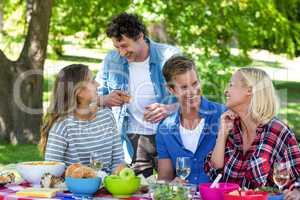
{"left": 119, "top": 168, "right": 135, "bottom": 179}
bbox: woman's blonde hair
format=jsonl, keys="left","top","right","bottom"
{"left": 39, "top": 64, "right": 91, "bottom": 155}
{"left": 237, "top": 67, "right": 278, "bottom": 124}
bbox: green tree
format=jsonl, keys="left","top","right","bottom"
{"left": 133, "top": 0, "right": 300, "bottom": 101}
{"left": 50, "top": 0, "right": 131, "bottom": 55}
{"left": 0, "top": 0, "right": 53, "bottom": 144}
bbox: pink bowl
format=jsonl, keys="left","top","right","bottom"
{"left": 199, "top": 183, "right": 240, "bottom": 200}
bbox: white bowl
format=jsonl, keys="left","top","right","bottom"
{"left": 16, "top": 161, "right": 65, "bottom": 185}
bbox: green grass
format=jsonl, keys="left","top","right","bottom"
{"left": 274, "top": 81, "right": 300, "bottom": 141}
{"left": 0, "top": 143, "right": 42, "bottom": 165}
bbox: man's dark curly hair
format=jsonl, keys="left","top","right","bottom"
{"left": 106, "top": 12, "right": 147, "bottom": 41}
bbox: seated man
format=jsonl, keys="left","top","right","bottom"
{"left": 156, "top": 55, "right": 225, "bottom": 184}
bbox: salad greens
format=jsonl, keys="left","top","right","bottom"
{"left": 256, "top": 186, "right": 280, "bottom": 195}
{"left": 151, "top": 183, "right": 190, "bottom": 200}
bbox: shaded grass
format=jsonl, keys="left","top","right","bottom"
{"left": 0, "top": 143, "right": 42, "bottom": 165}
{"left": 55, "top": 55, "right": 102, "bottom": 63}
{"left": 274, "top": 81, "right": 300, "bottom": 141}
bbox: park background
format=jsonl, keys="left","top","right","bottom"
{"left": 0, "top": 0, "right": 299, "bottom": 166}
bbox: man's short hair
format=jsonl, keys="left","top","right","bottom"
{"left": 163, "top": 55, "right": 196, "bottom": 88}
{"left": 106, "top": 12, "right": 147, "bottom": 41}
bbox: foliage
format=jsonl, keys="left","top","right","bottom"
{"left": 49, "top": 0, "right": 131, "bottom": 54}
{"left": 132, "top": 0, "right": 300, "bottom": 101}
{"left": 135, "top": 0, "right": 300, "bottom": 57}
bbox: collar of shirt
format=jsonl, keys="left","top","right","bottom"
{"left": 231, "top": 118, "right": 266, "bottom": 157}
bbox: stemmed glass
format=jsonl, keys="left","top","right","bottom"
{"left": 273, "top": 161, "right": 290, "bottom": 192}
{"left": 89, "top": 152, "right": 103, "bottom": 171}
{"left": 176, "top": 157, "right": 191, "bottom": 180}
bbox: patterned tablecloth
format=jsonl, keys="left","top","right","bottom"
{"left": 0, "top": 183, "right": 151, "bottom": 200}
{"left": 0, "top": 164, "right": 151, "bottom": 200}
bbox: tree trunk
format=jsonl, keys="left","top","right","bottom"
{"left": 0, "top": 0, "right": 53, "bottom": 144}
{"left": 26, "top": 0, "right": 34, "bottom": 23}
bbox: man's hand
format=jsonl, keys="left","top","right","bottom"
{"left": 144, "top": 103, "right": 170, "bottom": 123}
{"left": 101, "top": 90, "right": 129, "bottom": 107}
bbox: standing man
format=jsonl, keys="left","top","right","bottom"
{"left": 95, "top": 13, "right": 180, "bottom": 177}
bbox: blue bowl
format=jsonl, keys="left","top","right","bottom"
{"left": 268, "top": 193, "right": 284, "bottom": 200}
{"left": 65, "top": 177, "right": 101, "bottom": 198}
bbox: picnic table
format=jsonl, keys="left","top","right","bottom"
{"left": 0, "top": 183, "right": 151, "bottom": 200}
{"left": 0, "top": 164, "right": 205, "bottom": 200}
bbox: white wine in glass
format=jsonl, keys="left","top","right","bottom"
{"left": 89, "top": 152, "right": 103, "bottom": 170}
{"left": 273, "top": 162, "right": 290, "bottom": 192}
{"left": 176, "top": 157, "right": 191, "bottom": 180}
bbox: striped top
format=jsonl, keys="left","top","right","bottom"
{"left": 45, "top": 108, "right": 124, "bottom": 172}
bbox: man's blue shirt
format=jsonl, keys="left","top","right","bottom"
{"left": 156, "top": 96, "right": 226, "bottom": 184}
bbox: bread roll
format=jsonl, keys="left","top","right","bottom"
{"left": 65, "top": 163, "right": 81, "bottom": 177}
{"left": 65, "top": 163, "right": 96, "bottom": 178}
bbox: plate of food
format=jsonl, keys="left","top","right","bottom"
{"left": 224, "top": 187, "right": 283, "bottom": 200}
{"left": 0, "top": 172, "right": 15, "bottom": 186}
{"left": 224, "top": 189, "right": 268, "bottom": 200}
{"left": 256, "top": 187, "right": 283, "bottom": 200}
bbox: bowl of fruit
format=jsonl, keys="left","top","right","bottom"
{"left": 103, "top": 167, "right": 141, "bottom": 198}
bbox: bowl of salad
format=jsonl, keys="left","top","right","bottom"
{"left": 149, "top": 182, "right": 191, "bottom": 200}
{"left": 257, "top": 187, "right": 283, "bottom": 200}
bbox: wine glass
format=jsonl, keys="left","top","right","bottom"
{"left": 176, "top": 157, "right": 191, "bottom": 180}
{"left": 89, "top": 152, "right": 103, "bottom": 171}
{"left": 273, "top": 161, "right": 290, "bottom": 192}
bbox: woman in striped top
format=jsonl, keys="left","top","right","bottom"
{"left": 39, "top": 64, "right": 124, "bottom": 173}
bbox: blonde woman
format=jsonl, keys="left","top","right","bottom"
{"left": 204, "top": 67, "right": 300, "bottom": 189}
{"left": 39, "top": 64, "right": 124, "bottom": 173}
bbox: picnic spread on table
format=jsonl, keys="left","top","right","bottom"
{"left": 0, "top": 161, "right": 287, "bottom": 200}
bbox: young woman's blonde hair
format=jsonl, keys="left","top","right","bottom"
{"left": 237, "top": 67, "right": 278, "bottom": 124}
{"left": 39, "top": 64, "right": 91, "bottom": 156}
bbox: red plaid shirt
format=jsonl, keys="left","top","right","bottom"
{"left": 204, "top": 117, "right": 300, "bottom": 189}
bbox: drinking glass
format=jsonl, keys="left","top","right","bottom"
{"left": 89, "top": 152, "right": 103, "bottom": 171}
{"left": 176, "top": 157, "right": 191, "bottom": 180}
{"left": 273, "top": 161, "right": 290, "bottom": 192}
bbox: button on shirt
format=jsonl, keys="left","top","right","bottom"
{"left": 156, "top": 96, "right": 226, "bottom": 184}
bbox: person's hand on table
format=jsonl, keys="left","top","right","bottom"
{"left": 171, "top": 177, "right": 188, "bottom": 185}
{"left": 284, "top": 189, "right": 300, "bottom": 200}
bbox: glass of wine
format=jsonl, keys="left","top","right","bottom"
{"left": 176, "top": 157, "right": 191, "bottom": 180}
{"left": 89, "top": 152, "right": 103, "bottom": 171}
{"left": 273, "top": 161, "right": 290, "bottom": 192}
